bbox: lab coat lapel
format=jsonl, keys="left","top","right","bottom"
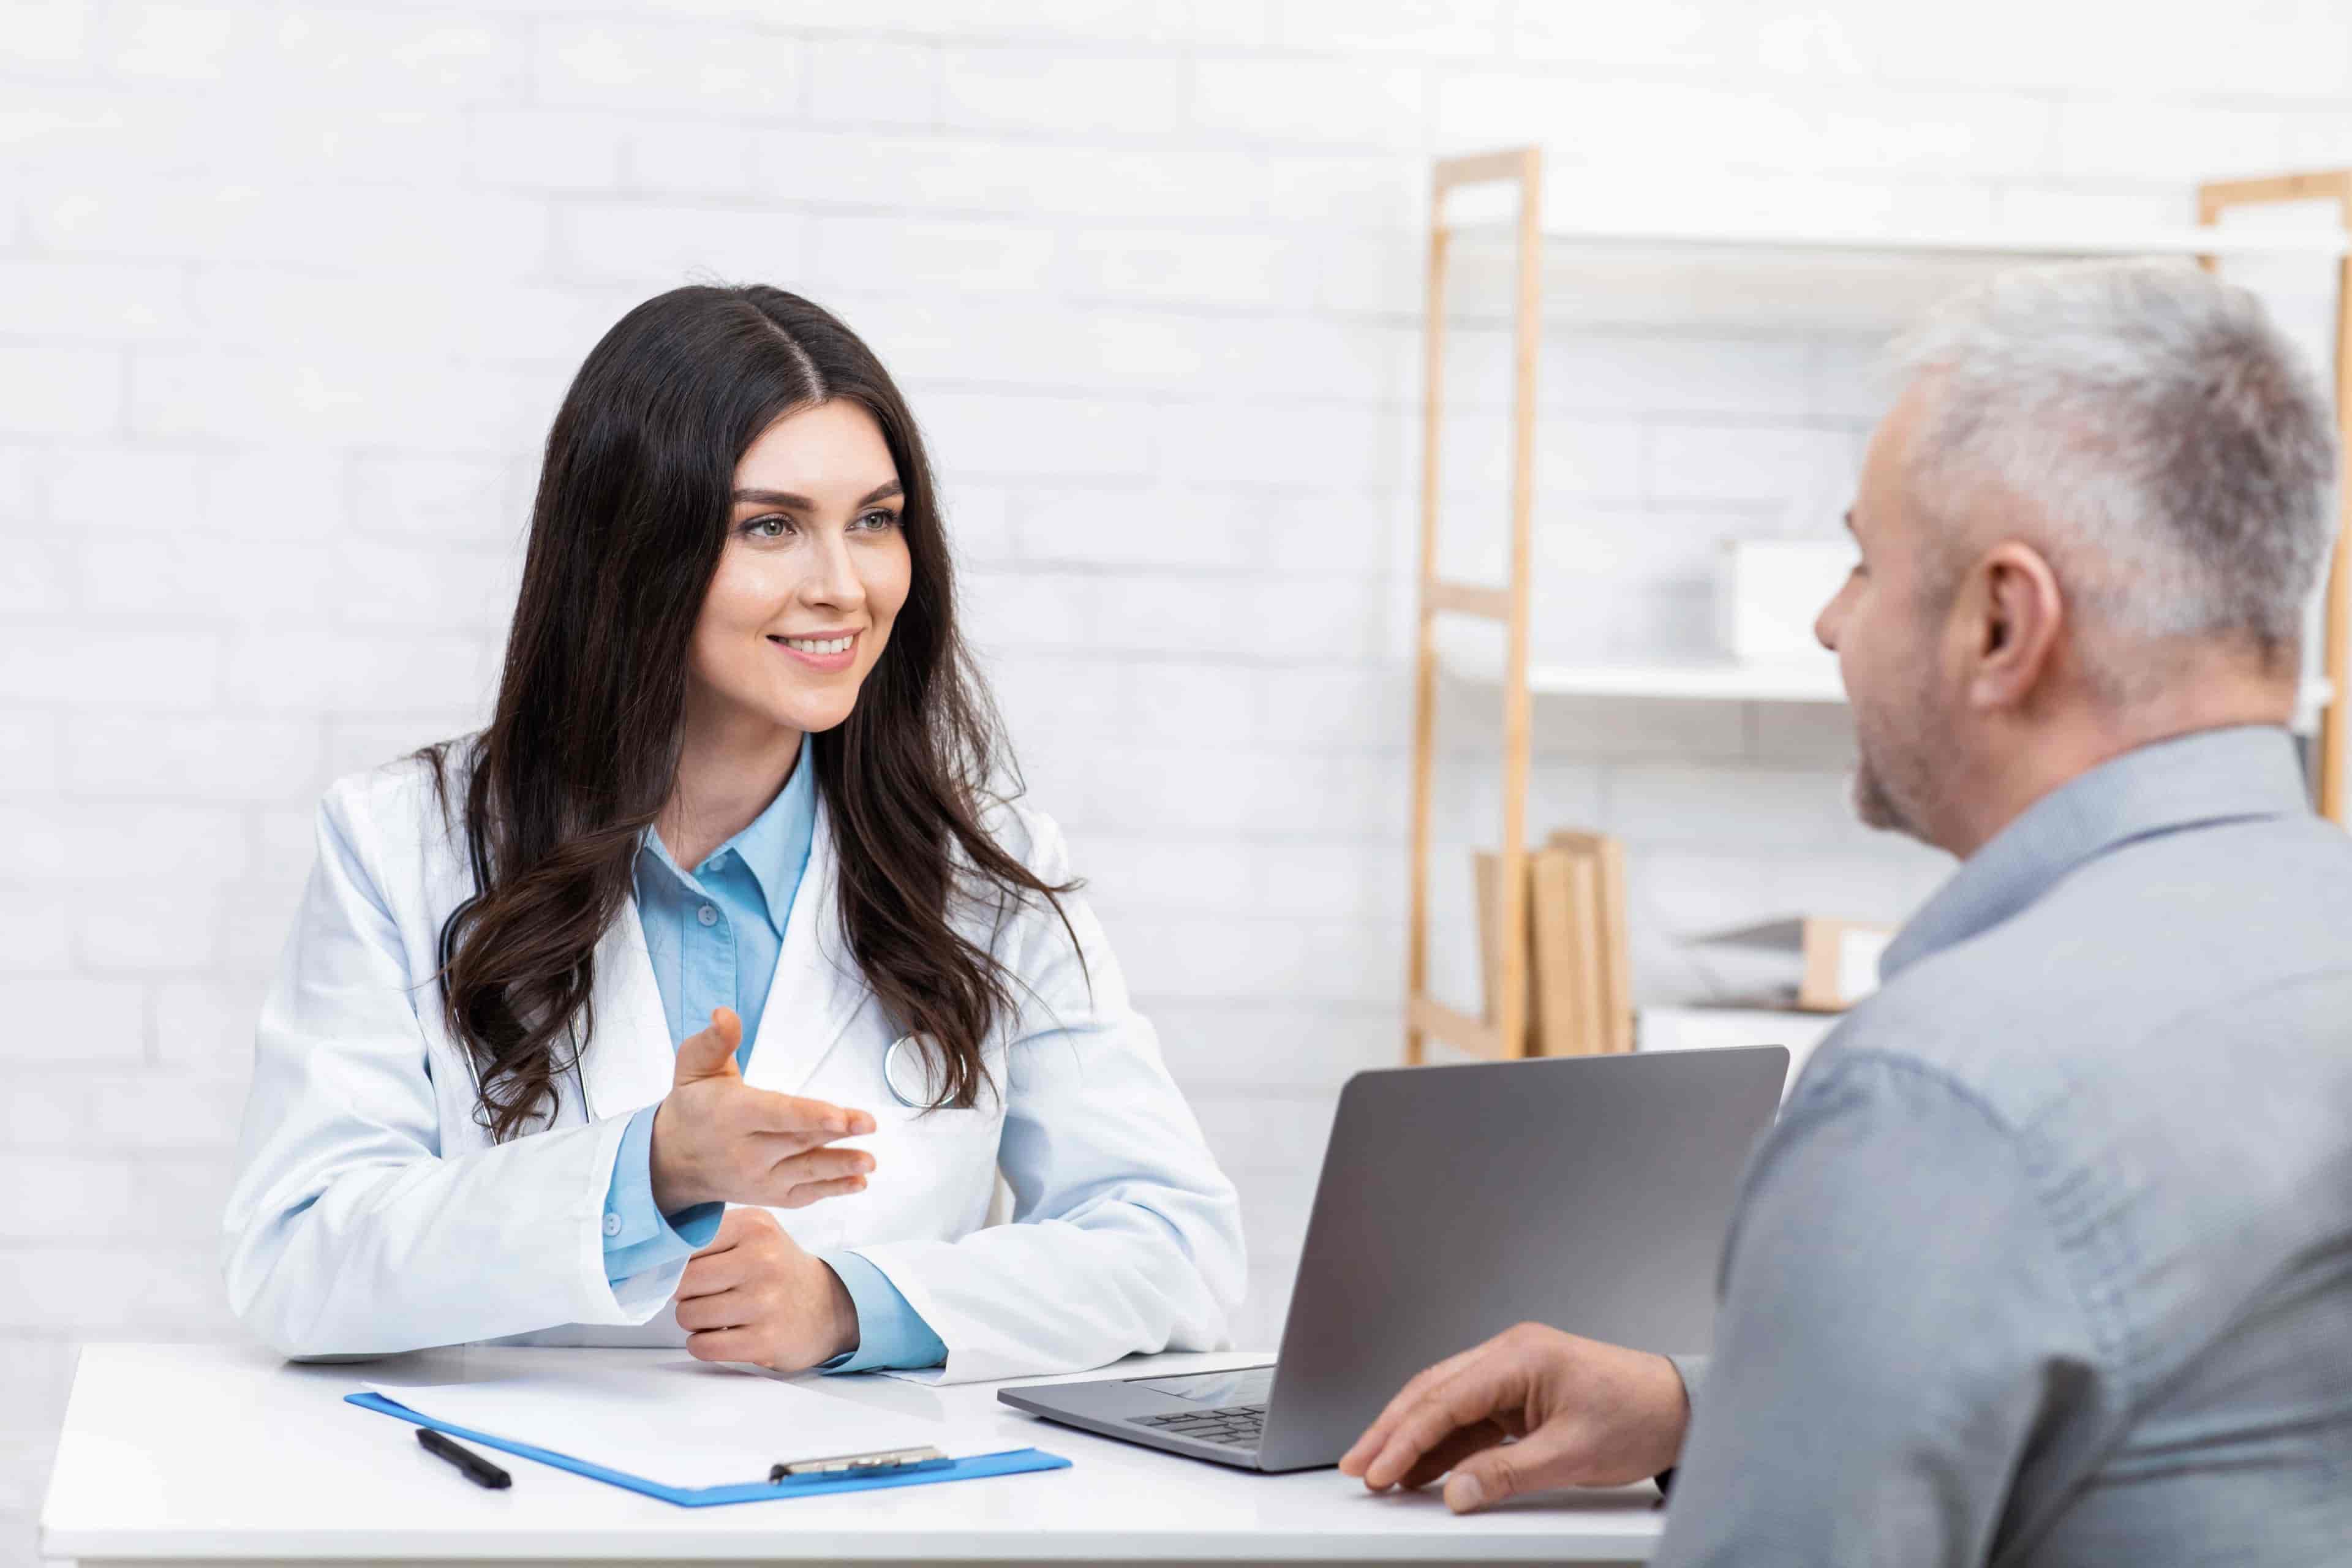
{"left": 578, "top": 897, "right": 676, "bottom": 1122}
{"left": 741, "top": 796, "right": 875, "bottom": 1097}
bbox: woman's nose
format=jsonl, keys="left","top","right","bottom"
{"left": 803, "top": 533, "right": 867, "bottom": 608}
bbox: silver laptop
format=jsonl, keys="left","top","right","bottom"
{"left": 998, "top": 1046, "right": 1787, "bottom": 1471}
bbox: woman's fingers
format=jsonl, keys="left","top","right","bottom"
{"left": 685, "top": 1327, "right": 763, "bottom": 1365}
{"left": 675, "top": 1286, "right": 753, "bottom": 1332}
{"left": 672, "top": 1008, "right": 745, "bottom": 1085}
{"left": 759, "top": 1144, "right": 874, "bottom": 1186}
{"left": 677, "top": 1245, "right": 753, "bottom": 1299}
{"left": 768, "top": 1174, "right": 869, "bottom": 1209}
{"left": 748, "top": 1088, "right": 874, "bottom": 1142}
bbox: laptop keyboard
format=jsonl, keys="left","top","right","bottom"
{"left": 1131, "top": 1404, "right": 1265, "bottom": 1447}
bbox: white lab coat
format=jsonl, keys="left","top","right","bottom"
{"left": 221, "top": 752, "right": 1246, "bottom": 1382}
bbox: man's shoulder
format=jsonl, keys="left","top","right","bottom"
{"left": 1820, "top": 809, "right": 2352, "bottom": 1122}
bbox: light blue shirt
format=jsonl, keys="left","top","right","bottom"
{"left": 1656, "top": 726, "right": 2352, "bottom": 1566}
{"left": 598, "top": 739, "right": 946, "bottom": 1373}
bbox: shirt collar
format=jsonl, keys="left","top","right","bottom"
{"left": 636, "top": 734, "right": 819, "bottom": 937}
{"left": 1880, "top": 724, "right": 2311, "bottom": 982}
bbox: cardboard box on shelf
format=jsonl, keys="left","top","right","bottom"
{"left": 1695, "top": 915, "right": 1893, "bottom": 1012}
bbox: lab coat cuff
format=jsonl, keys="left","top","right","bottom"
{"left": 815, "top": 1250, "right": 948, "bottom": 1374}
{"left": 600, "top": 1106, "right": 722, "bottom": 1287}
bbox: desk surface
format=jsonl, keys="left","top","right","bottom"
{"left": 43, "top": 1343, "right": 1665, "bottom": 1564}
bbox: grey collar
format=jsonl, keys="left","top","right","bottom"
{"left": 1880, "top": 725, "right": 2312, "bottom": 982}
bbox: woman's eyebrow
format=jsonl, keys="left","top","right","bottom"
{"left": 732, "top": 480, "right": 905, "bottom": 508}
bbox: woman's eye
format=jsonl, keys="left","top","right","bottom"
{"left": 857, "top": 509, "right": 902, "bottom": 532}
{"left": 745, "top": 514, "right": 795, "bottom": 539}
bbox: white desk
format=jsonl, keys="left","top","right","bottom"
{"left": 43, "top": 1343, "right": 1664, "bottom": 1565}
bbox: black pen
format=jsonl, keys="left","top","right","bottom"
{"left": 417, "top": 1427, "right": 512, "bottom": 1489}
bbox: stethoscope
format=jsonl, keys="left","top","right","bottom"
{"left": 882, "top": 1034, "right": 932, "bottom": 1109}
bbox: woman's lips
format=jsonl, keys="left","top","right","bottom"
{"left": 769, "top": 631, "right": 858, "bottom": 672}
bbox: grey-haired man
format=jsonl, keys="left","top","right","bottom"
{"left": 1343, "top": 262, "right": 2352, "bottom": 1565}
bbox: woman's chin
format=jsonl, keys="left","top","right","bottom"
{"left": 765, "top": 695, "right": 858, "bottom": 734}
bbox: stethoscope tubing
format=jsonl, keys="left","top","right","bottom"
{"left": 883, "top": 1033, "right": 927, "bottom": 1109}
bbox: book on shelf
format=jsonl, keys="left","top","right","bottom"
{"left": 1473, "top": 829, "right": 1633, "bottom": 1057}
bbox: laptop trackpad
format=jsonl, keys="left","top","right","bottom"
{"left": 1129, "top": 1366, "right": 1276, "bottom": 1404}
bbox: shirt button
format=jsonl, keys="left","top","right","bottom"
{"left": 696, "top": 905, "right": 718, "bottom": 927}
{"left": 602, "top": 1213, "right": 622, "bottom": 1237}
{"left": 705, "top": 850, "right": 729, "bottom": 870}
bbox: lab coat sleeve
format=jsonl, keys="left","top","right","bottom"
{"left": 816, "top": 1251, "right": 948, "bottom": 1373}
{"left": 220, "top": 774, "right": 685, "bottom": 1357}
{"left": 601, "top": 1104, "right": 723, "bottom": 1284}
{"left": 842, "top": 805, "right": 1248, "bottom": 1384}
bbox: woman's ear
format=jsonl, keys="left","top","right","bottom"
{"left": 1964, "top": 541, "right": 2066, "bottom": 712}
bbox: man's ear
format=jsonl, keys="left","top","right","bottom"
{"left": 1964, "top": 541, "right": 2065, "bottom": 711}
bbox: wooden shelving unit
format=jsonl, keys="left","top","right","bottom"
{"left": 1404, "top": 148, "right": 2352, "bottom": 1069}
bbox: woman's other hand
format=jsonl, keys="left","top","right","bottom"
{"left": 649, "top": 1007, "right": 877, "bottom": 1212}
{"left": 673, "top": 1208, "right": 859, "bottom": 1370}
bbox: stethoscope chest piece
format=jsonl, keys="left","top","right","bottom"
{"left": 883, "top": 1034, "right": 935, "bottom": 1109}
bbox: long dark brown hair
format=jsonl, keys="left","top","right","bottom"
{"left": 423, "top": 285, "right": 1081, "bottom": 1141}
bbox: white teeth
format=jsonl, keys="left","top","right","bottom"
{"left": 782, "top": 636, "right": 851, "bottom": 655}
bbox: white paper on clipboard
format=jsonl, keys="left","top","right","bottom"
{"left": 366, "top": 1359, "right": 1005, "bottom": 1489}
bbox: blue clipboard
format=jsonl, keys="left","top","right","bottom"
{"left": 347, "top": 1392, "right": 1071, "bottom": 1507}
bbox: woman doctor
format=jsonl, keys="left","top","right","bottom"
{"left": 221, "top": 286, "right": 1245, "bottom": 1382}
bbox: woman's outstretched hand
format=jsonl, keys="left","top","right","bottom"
{"left": 649, "top": 1007, "right": 878, "bottom": 1212}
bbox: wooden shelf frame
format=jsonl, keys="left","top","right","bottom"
{"left": 2198, "top": 170, "right": 2352, "bottom": 821}
{"left": 1406, "top": 147, "right": 1542, "bottom": 1067}
{"left": 1404, "top": 151, "right": 2352, "bottom": 1068}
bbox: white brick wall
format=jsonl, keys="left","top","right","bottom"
{"left": 5, "top": 2, "right": 2348, "bottom": 1559}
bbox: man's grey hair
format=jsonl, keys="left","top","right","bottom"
{"left": 1888, "top": 260, "right": 2340, "bottom": 669}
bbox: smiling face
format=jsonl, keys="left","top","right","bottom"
{"left": 685, "top": 398, "right": 913, "bottom": 740}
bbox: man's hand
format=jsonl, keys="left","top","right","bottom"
{"left": 1338, "top": 1323, "right": 1690, "bottom": 1514}
{"left": 649, "top": 1007, "right": 878, "bottom": 1212}
{"left": 674, "top": 1208, "right": 861, "bottom": 1371}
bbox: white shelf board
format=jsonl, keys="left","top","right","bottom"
{"left": 1533, "top": 657, "right": 1847, "bottom": 702}
{"left": 1439, "top": 198, "right": 2350, "bottom": 260}
{"left": 1437, "top": 642, "right": 2335, "bottom": 722}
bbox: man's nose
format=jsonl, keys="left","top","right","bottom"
{"left": 1815, "top": 582, "right": 1848, "bottom": 652}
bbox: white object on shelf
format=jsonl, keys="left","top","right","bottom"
{"left": 1637, "top": 1005, "right": 1841, "bottom": 1099}
{"left": 1717, "top": 539, "right": 1859, "bottom": 661}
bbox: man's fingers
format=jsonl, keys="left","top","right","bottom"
{"left": 674, "top": 1008, "right": 745, "bottom": 1084}
{"left": 1395, "top": 1420, "right": 1510, "bottom": 1492}
{"left": 1360, "top": 1357, "right": 1528, "bottom": 1491}
{"left": 768, "top": 1174, "right": 869, "bottom": 1209}
{"left": 1340, "top": 1343, "right": 1488, "bottom": 1476}
{"left": 1441, "top": 1420, "right": 1593, "bottom": 1514}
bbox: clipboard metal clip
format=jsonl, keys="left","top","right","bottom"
{"left": 769, "top": 1444, "right": 948, "bottom": 1484}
